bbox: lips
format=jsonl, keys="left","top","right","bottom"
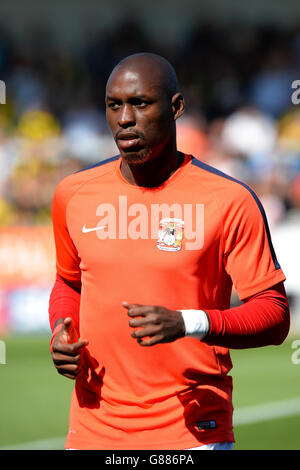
{"left": 116, "top": 132, "right": 141, "bottom": 150}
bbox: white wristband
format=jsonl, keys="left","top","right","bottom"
{"left": 180, "top": 309, "right": 209, "bottom": 340}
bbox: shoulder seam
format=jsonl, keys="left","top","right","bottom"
{"left": 75, "top": 155, "right": 120, "bottom": 174}
{"left": 58, "top": 157, "right": 119, "bottom": 223}
{"left": 67, "top": 163, "right": 117, "bottom": 206}
{"left": 191, "top": 157, "right": 281, "bottom": 270}
{"left": 191, "top": 157, "right": 249, "bottom": 190}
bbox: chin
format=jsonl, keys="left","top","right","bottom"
{"left": 120, "top": 148, "right": 152, "bottom": 165}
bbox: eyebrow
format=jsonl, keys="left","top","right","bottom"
{"left": 106, "top": 94, "right": 151, "bottom": 101}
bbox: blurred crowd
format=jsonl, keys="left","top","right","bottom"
{"left": 0, "top": 18, "right": 300, "bottom": 227}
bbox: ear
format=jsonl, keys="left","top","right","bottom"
{"left": 171, "top": 93, "right": 185, "bottom": 121}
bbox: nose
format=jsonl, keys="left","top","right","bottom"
{"left": 118, "top": 104, "right": 135, "bottom": 128}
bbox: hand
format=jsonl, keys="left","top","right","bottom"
{"left": 123, "top": 302, "right": 185, "bottom": 346}
{"left": 51, "top": 317, "right": 88, "bottom": 380}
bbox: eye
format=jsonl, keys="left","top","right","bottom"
{"left": 131, "top": 98, "right": 150, "bottom": 108}
{"left": 136, "top": 102, "right": 148, "bottom": 108}
{"left": 107, "top": 101, "right": 121, "bottom": 110}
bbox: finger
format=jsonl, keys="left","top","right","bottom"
{"left": 126, "top": 306, "right": 154, "bottom": 317}
{"left": 57, "top": 365, "right": 83, "bottom": 378}
{"left": 122, "top": 302, "right": 143, "bottom": 310}
{"left": 57, "top": 371, "right": 76, "bottom": 380}
{"left": 56, "top": 363, "right": 82, "bottom": 380}
{"left": 62, "top": 374, "right": 76, "bottom": 380}
{"left": 52, "top": 352, "right": 81, "bottom": 365}
{"left": 128, "top": 316, "right": 155, "bottom": 328}
{"left": 57, "top": 362, "right": 81, "bottom": 374}
{"left": 72, "top": 339, "right": 89, "bottom": 349}
{"left": 52, "top": 338, "right": 88, "bottom": 352}
{"left": 137, "top": 334, "right": 164, "bottom": 347}
{"left": 131, "top": 325, "right": 161, "bottom": 339}
{"left": 52, "top": 339, "right": 88, "bottom": 355}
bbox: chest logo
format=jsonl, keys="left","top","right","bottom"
{"left": 157, "top": 218, "right": 184, "bottom": 252}
{"left": 82, "top": 224, "right": 106, "bottom": 234}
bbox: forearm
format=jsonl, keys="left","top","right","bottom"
{"left": 48, "top": 273, "right": 81, "bottom": 335}
{"left": 202, "top": 282, "right": 290, "bottom": 349}
{"left": 181, "top": 282, "right": 290, "bottom": 349}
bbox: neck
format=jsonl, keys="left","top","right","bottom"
{"left": 120, "top": 145, "right": 184, "bottom": 188}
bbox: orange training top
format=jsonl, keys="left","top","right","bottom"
{"left": 51, "top": 154, "right": 285, "bottom": 450}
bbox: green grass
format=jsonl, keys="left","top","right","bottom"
{"left": 0, "top": 334, "right": 299, "bottom": 450}
{"left": 231, "top": 339, "right": 299, "bottom": 407}
{"left": 230, "top": 339, "right": 300, "bottom": 449}
{"left": 234, "top": 415, "right": 300, "bottom": 450}
{"left": 0, "top": 334, "right": 73, "bottom": 448}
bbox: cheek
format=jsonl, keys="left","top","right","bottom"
{"left": 142, "top": 113, "right": 173, "bottom": 141}
{"left": 106, "top": 112, "right": 117, "bottom": 133}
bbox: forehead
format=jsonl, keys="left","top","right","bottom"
{"left": 106, "top": 66, "right": 165, "bottom": 99}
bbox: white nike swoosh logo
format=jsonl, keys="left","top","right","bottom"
{"left": 82, "top": 224, "right": 107, "bottom": 233}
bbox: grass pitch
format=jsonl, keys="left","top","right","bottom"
{"left": 0, "top": 333, "right": 299, "bottom": 450}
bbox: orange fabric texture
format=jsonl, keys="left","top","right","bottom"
{"left": 51, "top": 154, "right": 285, "bottom": 450}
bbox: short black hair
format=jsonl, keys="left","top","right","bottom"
{"left": 109, "top": 52, "right": 179, "bottom": 100}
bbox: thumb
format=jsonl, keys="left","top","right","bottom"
{"left": 61, "top": 317, "right": 78, "bottom": 343}
{"left": 63, "top": 317, "right": 73, "bottom": 332}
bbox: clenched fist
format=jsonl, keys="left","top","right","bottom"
{"left": 123, "top": 302, "right": 186, "bottom": 346}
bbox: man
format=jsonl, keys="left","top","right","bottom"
{"left": 49, "top": 53, "right": 290, "bottom": 450}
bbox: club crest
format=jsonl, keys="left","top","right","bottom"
{"left": 156, "top": 218, "right": 184, "bottom": 251}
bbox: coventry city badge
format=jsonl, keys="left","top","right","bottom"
{"left": 156, "top": 218, "right": 184, "bottom": 252}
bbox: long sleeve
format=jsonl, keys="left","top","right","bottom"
{"left": 48, "top": 273, "right": 81, "bottom": 335}
{"left": 49, "top": 175, "right": 83, "bottom": 336}
{"left": 203, "top": 281, "right": 290, "bottom": 349}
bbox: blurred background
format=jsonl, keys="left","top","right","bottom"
{"left": 0, "top": 0, "right": 300, "bottom": 451}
